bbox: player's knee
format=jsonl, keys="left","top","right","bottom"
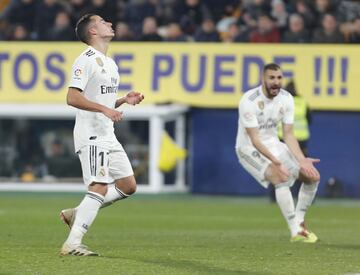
{"left": 89, "top": 182, "right": 108, "bottom": 196}
{"left": 127, "top": 179, "right": 137, "bottom": 195}
{"left": 115, "top": 176, "right": 137, "bottom": 195}
{"left": 308, "top": 174, "right": 320, "bottom": 184}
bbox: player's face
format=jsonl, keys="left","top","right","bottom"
{"left": 263, "top": 69, "right": 283, "bottom": 98}
{"left": 91, "top": 15, "right": 114, "bottom": 39}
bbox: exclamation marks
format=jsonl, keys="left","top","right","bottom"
{"left": 313, "top": 57, "right": 349, "bottom": 96}
{"left": 341, "top": 57, "right": 348, "bottom": 95}
{"left": 327, "top": 57, "right": 335, "bottom": 95}
{"left": 314, "top": 57, "right": 321, "bottom": 95}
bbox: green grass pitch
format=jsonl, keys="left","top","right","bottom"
{"left": 0, "top": 192, "right": 359, "bottom": 275}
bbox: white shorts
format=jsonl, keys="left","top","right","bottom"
{"left": 236, "top": 142, "right": 300, "bottom": 188}
{"left": 77, "top": 145, "right": 134, "bottom": 186}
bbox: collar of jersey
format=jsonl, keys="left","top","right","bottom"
{"left": 88, "top": 46, "right": 107, "bottom": 58}
{"left": 259, "top": 85, "right": 273, "bottom": 103}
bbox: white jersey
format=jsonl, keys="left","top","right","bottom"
{"left": 235, "top": 85, "right": 294, "bottom": 150}
{"left": 69, "top": 46, "right": 120, "bottom": 152}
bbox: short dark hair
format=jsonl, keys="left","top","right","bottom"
{"left": 263, "top": 63, "right": 281, "bottom": 74}
{"left": 75, "top": 13, "right": 96, "bottom": 44}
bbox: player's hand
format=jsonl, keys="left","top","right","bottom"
{"left": 299, "top": 158, "right": 320, "bottom": 180}
{"left": 269, "top": 162, "right": 290, "bottom": 182}
{"left": 125, "top": 91, "right": 144, "bottom": 105}
{"left": 103, "top": 108, "right": 123, "bottom": 122}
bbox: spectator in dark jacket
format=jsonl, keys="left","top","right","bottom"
{"left": 34, "top": 0, "right": 64, "bottom": 40}
{"left": 138, "top": 16, "right": 162, "bottom": 41}
{"left": 349, "top": 17, "right": 360, "bottom": 43}
{"left": 165, "top": 23, "right": 189, "bottom": 42}
{"left": 5, "top": 0, "right": 36, "bottom": 32}
{"left": 312, "top": 13, "right": 345, "bottom": 43}
{"left": 282, "top": 13, "right": 310, "bottom": 43}
{"left": 194, "top": 18, "right": 220, "bottom": 42}
{"left": 175, "top": 0, "right": 212, "bottom": 35}
{"left": 47, "top": 11, "right": 76, "bottom": 41}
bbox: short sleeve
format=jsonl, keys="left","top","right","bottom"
{"left": 239, "top": 99, "right": 258, "bottom": 128}
{"left": 68, "top": 55, "right": 92, "bottom": 91}
{"left": 282, "top": 94, "right": 294, "bottom": 124}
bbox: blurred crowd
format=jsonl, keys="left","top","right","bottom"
{"left": 0, "top": 0, "right": 359, "bottom": 43}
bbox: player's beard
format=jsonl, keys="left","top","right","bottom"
{"left": 264, "top": 83, "right": 281, "bottom": 99}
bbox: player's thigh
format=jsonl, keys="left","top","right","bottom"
{"left": 236, "top": 146, "right": 271, "bottom": 188}
{"left": 274, "top": 142, "right": 299, "bottom": 178}
{"left": 78, "top": 145, "right": 113, "bottom": 186}
{"left": 108, "top": 148, "right": 134, "bottom": 183}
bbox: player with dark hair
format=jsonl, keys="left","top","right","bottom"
{"left": 235, "top": 63, "right": 320, "bottom": 243}
{"left": 60, "top": 14, "right": 144, "bottom": 256}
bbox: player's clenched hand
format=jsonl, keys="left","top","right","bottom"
{"left": 125, "top": 91, "right": 145, "bottom": 105}
{"left": 299, "top": 158, "right": 320, "bottom": 181}
{"left": 103, "top": 108, "right": 123, "bottom": 122}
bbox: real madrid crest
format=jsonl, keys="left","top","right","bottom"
{"left": 96, "top": 57, "right": 104, "bottom": 67}
{"left": 258, "top": 101, "right": 264, "bottom": 110}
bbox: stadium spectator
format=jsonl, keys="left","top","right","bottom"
{"left": 8, "top": 24, "right": 31, "bottom": 40}
{"left": 282, "top": 13, "right": 310, "bottom": 43}
{"left": 270, "top": 79, "right": 313, "bottom": 201}
{"left": 68, "top": 0, "right": 92, "bottom": 23}
{"left": 271, "top": 0, "right": 289, "bottom": 34}
{"left": 216, "top": 3, "right": 238, "bottom": 40}
{"left": 59, "top": 14, "right": 144, "bottom": 256}
{"left": 313, "top": 0, "right": 336, "bottom": 28}
{"left": 292, "top": 0, "right": 316, "bottom": 30}
{"left": 312, "top": 13, "right": 345, "bottom": 43}
{"left": 221, "top": 22, "right": 239, "bottom": 42}
{"left": 88, "top": 0, "right": 116, "bottom": 25}
{"left": 194, "top": 18, "right": 220, "bottom": 42}
{"left": 164, "top": 22, "right": 189, "bottom": 42}
{"left": 138, "top": 16, "right": 163, "bottom": 41}
{"left": 34, "top": 0, "right": 64, "bottom": 40}
{"left": 235, "top": 63, "right": 320, "bottom": 243}
{"left": 349, "top": 17, "right": 360, "bottom": 43}
{"left": 175, "top": 0, "right": 212, "bottom": 35}
{"left": 113, "top": 22, "right": 134, "bottom": 41}
{"left": 47, "top": 11, "right": 77, "bottom": 41}
{"left": 124, "top": 0, "right": 159, "bottom": 37}
{"left": 4, "top": 0, "right": 36, "bottom": 33}
{"left": 249, "top": 13, "right": 280, "bottom": 43}
{"left": 240, "top": 0, "right": 271, "bottom": 29}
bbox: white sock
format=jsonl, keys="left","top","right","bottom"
{"left": 275, "top": 185, "right": 301, "bottom": 237}
{"left": 101, "top": 184, "right": 129, "bottom": 208}
{"left": 295, "top": 182, "right": 319, "bottom": 223}
{"left": 65, "top": 191, "right": 104, "bottom": 246}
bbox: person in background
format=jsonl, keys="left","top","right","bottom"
{"left": 269, "top": 79, "right": 312, "bottom": 201}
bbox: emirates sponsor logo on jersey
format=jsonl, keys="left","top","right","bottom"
{"left": 259, "top": 118, "right": 277, "bottom": 130}
{"left": 101, "top": 85, "right": 118, "bottom": 94}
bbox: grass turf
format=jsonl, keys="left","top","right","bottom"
{"left": 0, "top": 192, "right": 359, "bottom": 275}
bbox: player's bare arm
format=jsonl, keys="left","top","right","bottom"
{"left": 245, "top": 127, "right": 290, "bottom": 183}
{"left": 67, "top": 87, "right": 123, "bottom": 122}
{"left": 246, "top": 127, "right": 281, "bottom": 165}
{"left": 115, "top": 91, "right": 145, "bottom": 108}
{"left": 282, "top": 123, "right": 320, "bottom": 180}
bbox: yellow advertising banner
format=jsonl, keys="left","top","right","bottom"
{"left": 0, "top": 42, "right": 359, "bottom": 110}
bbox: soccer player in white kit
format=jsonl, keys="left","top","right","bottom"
{"left": 235, "top": 63, "right": 320, "bottom": 243}
{"left": 59, "top": 14, "right": 144, "bottom": 256}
